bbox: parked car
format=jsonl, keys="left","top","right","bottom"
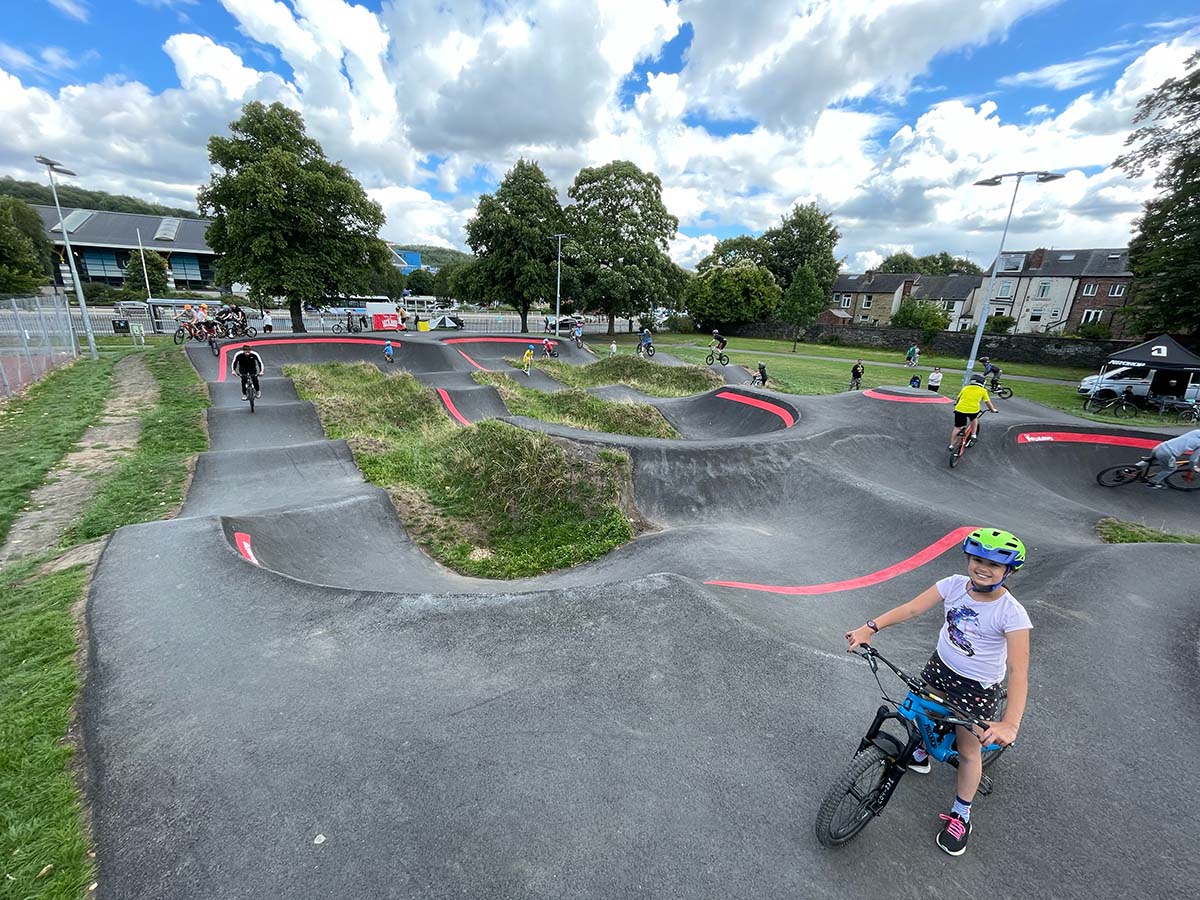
{"left": 1078, "top": 365, "right": 1199, "bottom": 402}
{"left": 544, "top": 315, "right": 582, "bottom": 333}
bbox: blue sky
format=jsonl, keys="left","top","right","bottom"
{"left": 4, "top": 0, "right": 1198, "bottom": 267}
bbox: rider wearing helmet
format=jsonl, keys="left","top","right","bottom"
{"left": 541, "top": 335, "right": 554, "bottom": 358}
{"left": 175, "top": 303, "right": 198, "bottom": 337}
{"left": 522, "top": 343, "right": 535, "bottom": 375}
{"left": 950, "top": 372, "right": 997, "bottom": 450}
{"left": 844, "top": 526, "right": 1032, "bottom": 857}
{"left": 230, "top": 343, "right": 264, "bottom": 400}
{"left": 709, "top": 329, "right": 728, "bottom": 355}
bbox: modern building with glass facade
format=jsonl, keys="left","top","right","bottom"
{"left": 32, "top": 205, "right": 217, "bottom": 291}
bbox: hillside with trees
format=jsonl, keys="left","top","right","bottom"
{"left": 392, "top": 244, "right": 472, "bottom": 268}
{"left": 0, "top": 176, "right": 201, "bottom": 218}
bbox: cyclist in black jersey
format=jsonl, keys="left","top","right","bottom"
{"left": 230, "top": 344, "right": 264, "bottom": 400}
{"left": 709, "top": 330, "right": 728, "bottom": 352}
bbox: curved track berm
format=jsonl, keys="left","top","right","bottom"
{"left": 82, "top": 334, "right": 1199, "bottom": 900}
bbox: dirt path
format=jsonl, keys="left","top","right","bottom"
{"left": 0, "top": 354, "right": 159, "bottom": 565}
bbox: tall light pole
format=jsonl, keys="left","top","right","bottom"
{"left": 964, "top": 170, "right": 1064, "bottom": 385}
{"left": 35, "top": 155, "right": 98, "bottom": 359}
{"left": 551, "top": 233, "right": 567, "bottom": 337}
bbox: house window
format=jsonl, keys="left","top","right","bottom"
{"left": 170, "top": 254, "right": 203, "bottom": 285}
{"left": 1109, "top": 283, "right": 1126, "bottom": 297}
{"left": 839, "top": 293, "right": 852, "bottom": 309}
{"left": 1028, "top": 307, "right": 1044, "bottom": 323}
{"left": 1058, "top": 253, "right": 1075, "bottom": 261}
{"left": 859, "top": 314, "right": 870, "bottom": 321}
{"left": 862, "top": 295, "right": 873, "bottom": 309}
{"left": 999, "top": 254, "right": 1023, "bottom": 272}
{"left": 1036, "top": 280, "right": 1051, "bottom": 298}
{"left": 943, "top": 300, "right": 955, "bottom": 311}
{"left": 1082, "top": 283, "right": 1098, "bottom": 296}
{"left": 1082, "top": 309, "right": 1104, "bottom": 324}
{"left": 996, "top": 280, "right": 1014, "bottom": 299}
{"left": 82, "top": 251, "right": 123, "bottom": 279}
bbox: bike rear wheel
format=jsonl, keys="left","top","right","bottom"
{"left": 1166, "top": 467, "right": 1200, "bottom": 491}
{"left": 949, "top": 437, "right": 964, "bottom": 468}
{"left": 1096, "top": 464, "right": 1143, "bottom": 487}
{"left": 717, "top": 352, "right": 729, "bottom": 366}
{"left": 814, "top": 745, "right": 891, "bottom": 848}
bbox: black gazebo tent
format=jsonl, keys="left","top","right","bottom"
{"left": 1095, "top": 334, "right": 1200, "bottom": 403}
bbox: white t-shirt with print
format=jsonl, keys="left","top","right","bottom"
{"left": 934, "top": 575, "right": 1032, "bottom": 686}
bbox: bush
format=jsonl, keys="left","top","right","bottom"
{"left": 662, "top": 313, "right": 694, "bottom": 333}
{"left": 984, "top": 314, "right": 1016, "bottom": 334}
{"left": 1074, "top": 321, "right": 1112, "bottom": 340}
{"left": 81, "top": 282, "right": 114, "bottom": 302}
{"left": 823, "top": 331, "right": 842, "bottom": 345}
{"left": 891, "top": 297, "right": 951, "bottom": 343}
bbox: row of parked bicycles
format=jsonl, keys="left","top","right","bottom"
{"left": 1081, "top": 391, "right": 1200, "bottom": 424}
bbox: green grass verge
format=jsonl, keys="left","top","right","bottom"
{"left": 632, "top": 333, "right": 1095, "bottom": 383}
{"left": 287, "top": 362, "right": 638, "bottom": 578}
{"left": 62, "top": 344, "right": 209, "bottom": 546}
{"left": 0, "top": 559, "right": 94, "bottom": 899}
{"left": 536, "top": 354, "right": 722, "bottom": 397}
{"left": 472, "top": 371, "right": 677, "bottom": 438}
{"left": 1095, "top": 517, "right": 1200, "bottom": 544}
{"left": 0, "top": 353, "right": 127, "bottom": 545}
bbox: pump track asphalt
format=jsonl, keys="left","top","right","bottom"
{"left": 81, "top": 333, "right": 1198, "bottom": 900}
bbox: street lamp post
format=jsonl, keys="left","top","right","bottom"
{"left": 964, "top": 170, "right": 1064, "bottom": 385}
{"left": 551, "top": 233, "right": 567, "bottom": 338}
{"left": 35, "top": 155, "right": 98, "bottom": 360}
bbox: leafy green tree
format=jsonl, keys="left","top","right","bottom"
{"left": 984, "top": 314, "right": 1016, "bottom": 334}
{"left": 877, "top": 250, "right": 982, "bottom": 275}
{"left": 197, "top": 101, "right": 387, "bottom": 332}
{"left": 776, "top": 263, "right": 826, "bottom": 340}
{"left": 465, "top": 158, "right": 563, "bottom": 332}
{"left": 448, "top": 258, "right": 488, "bottom": 305}
{"left": 761, "top": 202, "right": 840, "bottom": 292}
{"left": 0, "top": 197, "right": 54, "bottom": 279}
{"left": 1115, "top": 50, "right": 1200, "bottom": 337}
{"left": 891, "top": 297, "right": 951, "bottom": 342}
{"left": 123, "top": 249, "right": 170, "bottom": 297}
{"left": 0, "top": 207, "right": 46, "bottom": 294}
{"left": 566, "top": 160, "right": 679, "bottom": 334}
{"left": 696, "top": 235, "right": 769, "bottom": 274}
{"left": 365, "top": 263, "right": 407, "bottom": 300}
{"left": 684, "top": 262, "right": 779, "bottom": 330}
{"left": 407, "top": 268, "right": 436, "bottom": 296}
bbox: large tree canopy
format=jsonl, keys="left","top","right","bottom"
{"left": 0, "top": 197, "right": 54, "bottom": 279}
{"left": 684, "top": 262, "right": 780, "bottom": 331}
{"left": 465, "top": 158, "right": 563, "bottom": 332}
{"left": 123, "top": 249, "right": 169, "bottom": 297}
{"left": 567, "top": 160, "right": 679, "bottom": 334}
{"left": 0, "top": 203, "right": 46, "bottom": 295}
{"left": 197, "top": 101, "right": 387, "bottom": 331}
{"left": 1115, "top": 50, "right": 1200, "bottom": 338}
{"left": 877, "top": 250, "right": 982, "bottom": 275}
{"left": 696, "top": 235, "right": 770, "bottom": 274}
{"left": 760, "top": 202, "right": 840, "bottom": 293}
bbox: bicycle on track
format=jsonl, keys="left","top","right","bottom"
{"left": 331, "top": 319, "right": 363, "bottom": 334}
{"left": 706, "top": 348, "right": 730, "bottom": 366}
{"left": 636, "top": 342, "right": 656, "bottom": 358}
{"left": 948, "top": 409, "right": 993, "bottom": 468}
{"left": 1096, "top": 456, "right": 1199, "bottom": 491}
{"left": 988, "top": 378, "right": 1013, "bottom": 400}
{"left": 815, "top": 646, "right": 1008, "bottom": 848}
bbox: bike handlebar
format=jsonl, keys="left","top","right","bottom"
{"left": 853, "top": 646, "right": 999, "bottom": 736}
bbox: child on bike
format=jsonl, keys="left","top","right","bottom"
{"left": 980, "top": 357, "right": 1003, "bottom": 391}
{"left": 845, "top": 528, "right": 1031, "bottom": 857}
{"left": 709, "top": 330, "right": 728, "bottom": 361}
{"left": 383, "top": 340, "right": 394, "bottom": 364}
{"left": 1143, "top": 428, "right": 1200, "bottom": 488}
{"left": 751, "top": 362, "right": 768, "bottom": 386}
{"left": 230, "top": 344, "right": 264, "bottom": 400}
{"left": 638, "top": 328, "right": 653, "bottom": 355}
{"left": 522, "top": 344, "right": 535, "bottom": 375}
{"left": 541, "top": 337, "right": 555, "bottom": 359}
{"left": 950, "top": 373, "right": 997, "bottom": 450}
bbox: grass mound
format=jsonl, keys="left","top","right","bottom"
{"left": 1095, "top": 516, "right": 1200, "bottom": 545}
{"left": 473, "top": 372, "right": 677, "bottom": 438}
{"left": 537, "top": 355, "right": 722, "bottom": 397}
{"left": 287, "top": 362, "right": 641, "bottom": 578}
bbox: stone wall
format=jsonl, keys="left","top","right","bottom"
{"left": 733, "top": 321, "right": 1136, "bottom": 368}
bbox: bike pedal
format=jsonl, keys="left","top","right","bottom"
{"left": 977, "top": 774, "right": 994, "bottom": 797}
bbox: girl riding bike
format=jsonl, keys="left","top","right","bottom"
{"left": 845, "top": 528, "right": 1031, "bottom": 856}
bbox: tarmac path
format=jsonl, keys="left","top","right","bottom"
{"left": 82, "top": 334, "right": 1199, "bottom": 900}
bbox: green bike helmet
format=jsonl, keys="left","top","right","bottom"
{"left": 962, "top": 528, "right": 1026, "bottom": 571}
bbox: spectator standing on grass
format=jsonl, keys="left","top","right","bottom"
{"left": 850, "top": 359, "right": 865, "bottom": 390}
{"left": 262, "top": 310, "right": 273, "bottom": 334}
{"left": 610, "top": 340, "right": 618, "bottom": 357}
{"left": 928, "top": 367, "right": 944, "bottom": 393}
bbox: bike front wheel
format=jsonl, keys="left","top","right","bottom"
{"left": 705, "top": 352, "right": 715, "bottom": 366}
{"left": 173, "top": 328, "right": 186, "bottom": 345}
{"left": 243, "top": 326, "right": 257, "bottom": 338}
{"left": 995, "top": 386, "right": 1013, "bottom": 400}
{"left": 1096, "top": 464, "right": 1143, "bottom": 487}
{"left": 209, "top": 336, "right": 220, "bottom": 357}
{"left": 814, "top": 745, "right": 891, "bottom": 848}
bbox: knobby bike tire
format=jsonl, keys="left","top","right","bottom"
{"left": 1095, "top": 464, "right": 1143, "bottom": 487}
{"left": 1115, "top": 402, "right": 1138, "bottom": 419}
{"left": 331, "top": 323, "right": 344, "bottom": 334}
{"left": 646, "top": 345, "right": 655, "bottom": 358}
{"left": 248, "top": 390, "right": 255, "bottom": 413}
{"left": 173, "top": 328, "right": 186, "bottom": 345}
{"left": 705, "top": 353, "right": 715, "bottom": 366}
{"left": 1176, "top": 408, "right": 1200, "bottom": 424}
{"left": 814, "top": 745, "right": 891, "bottom": 848}
{"left": 209, "top": 337, "right": 220, "bottom": 357}
{"left": 242, "top": 326, "right": 257, "bottom": 338}
{"left": 1166, "top": 467, "right": 1200, "bottom": 491}
{"left": 949, "top": 438, "right": 964, "bottom": 468}
{"left": 996, "top": 386, "right": 1013, "bottom": 400}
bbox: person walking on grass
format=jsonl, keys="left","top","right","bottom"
{"left": 609, "top": 340, "right": 618, "bottom": 357}
{"left": 383, "top": 340, "right": 394, "bottom": 364}
{"left": 905, "top": 343, "right": 918, "bottom": 367}
{"left": 523, "top": 344, "right": 535, "bottom": 376}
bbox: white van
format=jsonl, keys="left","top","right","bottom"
{"left": 1078, "top": 366, "right": 1199, "bottom": 401}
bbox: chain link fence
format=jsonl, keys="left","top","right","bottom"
{"left": 0, "top": 296, "right": 78, "bottom": 398}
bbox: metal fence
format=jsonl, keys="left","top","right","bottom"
{"left": 0, "top": 296, "right": 78, "bottom": 398}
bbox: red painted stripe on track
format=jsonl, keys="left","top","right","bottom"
{"left": 1016, "top": 431, "right": 1160, "bottom": 450}
{"left": 437, "top": 388, "right": 471, "bottom": 425}
{"left": 862, "top": 388, "right": 952, "bottom": 404}
{"left": 233, "top": 531, "right": 260, "bottom": 565}
{"left": 715, "top": 390, "right": 795, "bottom": 427}
{"left": 455, "top": 349, "right": 488, "bottom": 371}
{"left": 215, "top": 337, "right": 397, "bottom": 381}
{"left": 705, "top": 526, "right": 976, "bottom": 595}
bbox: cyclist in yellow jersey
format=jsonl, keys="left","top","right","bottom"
{"left": 950, "top": 373, "right": 998, "bottom": 450}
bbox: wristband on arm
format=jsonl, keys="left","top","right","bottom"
{"left": 866, "top": 620, "right": 880, "bottom": 633}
